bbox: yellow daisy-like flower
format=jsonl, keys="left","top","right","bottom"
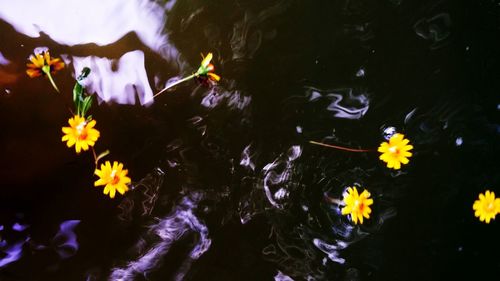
{"left": 61, "top": 115, "right": 100, "bottom": 153}
{"left": 378, "top": 133, "right": 413, "bottom": 170}
{"left": 94, "top": 161, "right": 131, "bottom": 199}
{"left": 26, "top": 50, "right": 65, "bottom": 92}
{"left": 26, "top": 51, "right": 64, "bottom": 78}
{"left": 341, "top": 186, "right": 374, "bottom": 225}
{"left": 473, "top": 190, "right": 500, "bottom": 224}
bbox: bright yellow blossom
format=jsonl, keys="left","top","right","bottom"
{"left": 26, "top": 50, "right": 65, "bottom": 92}
{"left": 94, "top": 161, "right": 131, "bottom": 199}
{"left": 341, "top": 186, "right": 373, "bottom": 225}
{"left": 473, "top": 190, "right": 500, "bottom": 224}
{"left": 378, "top": 133, "right": 413, "bottom": 170}
{"left": 61, "top": 115, "right": 100, "bottom": 153}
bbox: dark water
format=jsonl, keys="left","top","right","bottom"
{"left": 1, "top": 0, "right": 499, "bottom": 280}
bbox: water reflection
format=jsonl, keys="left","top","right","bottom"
{"left": 72, "top": 51, "right": 153, "bottom": 105}
{"left": 0, "top": 0, "right": 180, "bottom": 105}
{"left": 262, "top": 145, "right": 302, "bottom": 209}
{"left": 0, "top": 220, "right": 80, "bottom": 269}
{"left": 0, "top": 239, "right": 26, "bottom": 268}
{"left": 0, "top": 51, "right": 9, "bottom": 65}
{"left": 414, "top": 13, "right": 452, "bottom": 49}
{"left": 230, "top": 1, "right": 289, "bottom": 61}
{"left": 306, "top": 87, "right": 370, "bottom": 120}
{"left": 0, "top": 0, "right": 497, "bottom": 280}
{"left": 0, "top": 0, "right": 173, "bottom": 51}
{"left": 110, "top": 192, "right": 211, "bottom": 281}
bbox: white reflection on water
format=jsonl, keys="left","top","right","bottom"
{"left": 0, "top": 220, "right": 80, "bottom": 268}
{"left": 72, "top": 51, "right": 153, "bottom": 105}
{"left": 0, "top": 51, "right": 9, "bottom": 65}
{"left": 0, "top": 0, "right": 170, "bottom": 51}
{"left": 306, "top": 87, "right": 370, "bottom": 120}
{"left": 275, "top": 271, "right": 295, "bottom": 281}
{"left": 110, "top": 192, "right": 211, "bottom": 281}
{"left": 262, "top": 145, "right": 302, "bottom": 209}
{"left": 312, "top": 238, "right": 346, "bottom": 264}
{"left": 0, "top": 239, "right": 26, "bottom": 268}
{"left": 0, "top": 0, "right": 179, "bottom": 105}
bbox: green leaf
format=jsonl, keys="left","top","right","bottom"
{"left": 80, "top": 96, "right": 93, "bottom": 117}
{"left": 73, "top": 82, "right": 83, "bottom": 104}
{"left": 72, "top": 67, "right": 92, "bottom": 116}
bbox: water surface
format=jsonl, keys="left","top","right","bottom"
{"left": 0, "top": 0, "right": 499, "bottom": 280}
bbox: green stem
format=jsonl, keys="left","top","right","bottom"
{"left": 309, "top": 140, "right": 372, "bottom": 152}
{"left": 42, "top": 65, "right": 60, "bottom": 93}
{"left": 150, "top": 73, "right": 196, "bottom": 101}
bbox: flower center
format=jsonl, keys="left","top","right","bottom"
{"left": 76, "top": 121, "right": 88, "bottom": 140}
{"left": 110, "top": 170, "right": 120, "bottom": 185}
{"left": 389, "top": 146, "right": 399, "bottom": 155}
{"left": 486, "top": 202, "right": 494, "bottom": 212}
{"left": 354, "top": 199, "right": 364, "bottom": 211}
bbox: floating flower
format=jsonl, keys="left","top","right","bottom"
{"left": 196, "top": 52, "right": 221, "bottom": 82}
{"left": 94, "top": 161, "right": 131, "bottom": 199}
{"left": 378, "top": 133, "right": 413, "bottom": 170}
{"left": 26, "top": 50, "right": 64, "bottom": 92}
{"left": 151, "top": 52, "right": 221, "bottom": 100}
{"left": 473, "top": 190, "right": 500, "bottom": 224}
{"left": 61, "top": 115, "right": 100, "bottom": 153}
{"left": 341, "top": 186, "right": 373, "bottom": 225}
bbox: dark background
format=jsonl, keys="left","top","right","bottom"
{"left": 1, "top": 0, "right": 499, "bottom": 280}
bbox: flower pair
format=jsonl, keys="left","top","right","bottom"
{"left": 61, "top": 115, "right": 131, "bottom": 199}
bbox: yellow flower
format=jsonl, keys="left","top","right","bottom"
{"left": 341, "top": 186, "right": 374, "bottom": 225}
{"left": 378, "top": 133, "right": 413, "bottom": 170}
{"left": 473, "top": 190, "right": 500, "bottom": 224}
{"left": 196, "top": 52, "right": 221, "bottom": 82}
{"left": 61, "top": 115, "right": 100, "bottom": 153}
{"left": 94, "top": 161, "right": 131, "bottom": 199}
{"left": 26, "top": 50, "right": 65, "bottom": 92}
{"left": 151, "top": 52, "right": 221, "bottom": 100}
{"left": 26, "top": 51, "right": 64, "bottom": 77}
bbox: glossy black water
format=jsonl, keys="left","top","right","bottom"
{"left": 1, "top": 0, "right": 499, "bottom": 280}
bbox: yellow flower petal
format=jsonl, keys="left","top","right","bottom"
{"left": 201, "top": 53, "right": 213, "bottom": 68}
{"left": 208, "top": 72, "right": 221, "bottom": 81}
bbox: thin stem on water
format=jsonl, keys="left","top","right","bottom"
{"left": 309, "top": 140, "right": 372, "bottom": 153}
{"left": 42, "top": 65, "right": 60, "bottom": 93}
{"left": 91, "top": 146, "right": 98, "bottom": 167}
{"left": 151, "top": 73, "right": 196, "bottom": 101}
{"left": 92, "top": 148, "right": 110, "bottom": 167}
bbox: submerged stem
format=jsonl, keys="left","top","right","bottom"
{"left": 151, "top": 73, "right": 196, "bottom": 101}
{"left": 309, "top": 140, "right": 372, "bottom": 153}
{"left": 91, "top": 146, "right": 98, "bottom": 167}
{"left": 91, "top": 147, "right": 110, "bottom": 167}
{"left": 42, "top": 65, "right": 60, "bottom": 93}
